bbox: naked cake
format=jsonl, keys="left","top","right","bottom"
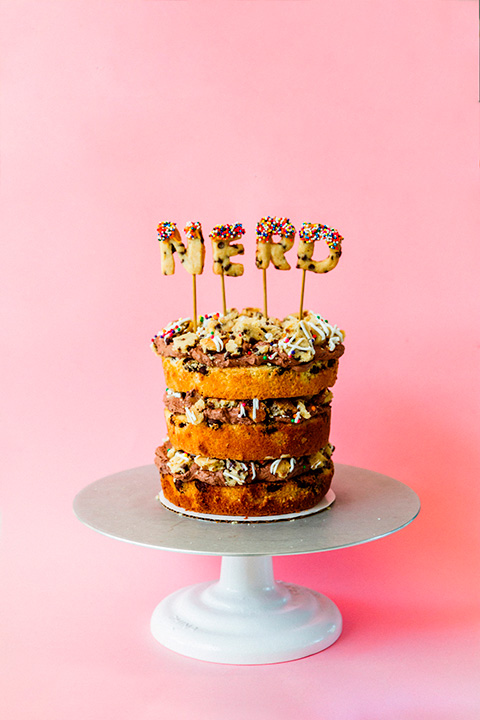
{"left": 152, "top": 306, "right": 344, "bottom": 517}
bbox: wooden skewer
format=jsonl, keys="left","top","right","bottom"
{"left": 299, "top": 269, "right": 306, "bottom": 319}
{"left": 263, "top": 269, "right": 268, "bottom": 318}
{"left": 192, "top": 274, "right": 198, "bottom": 331}
{"left": 221, "top": 272, "right": 227, "bottom": 315}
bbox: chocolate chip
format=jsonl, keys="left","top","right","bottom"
{"left": 265, "top": 425, "right": 278, "bottom": 435}
{"left": 266, "top": 483, "right": 282, "bottom": 493}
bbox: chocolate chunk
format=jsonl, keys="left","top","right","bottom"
{"left": 266, "top": 483, "right": 282, "bottom": 493}
{"left": 265, "top": 425, "right": 278, "bottom": 435}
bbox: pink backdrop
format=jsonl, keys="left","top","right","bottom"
{"left": 1, "top": 1, "right": 479, "bottom": 718}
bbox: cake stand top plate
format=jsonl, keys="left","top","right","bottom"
{"left": 73, "top": 464, "right": 420, "bottom": 557}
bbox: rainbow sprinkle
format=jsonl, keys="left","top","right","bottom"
{"left": 210, "top": 224, "right": 245, "bottom": 240}
{"left": 184, "top": 221, "right": 203, "bottom": 238}
{"left": 256, "top": 216, "right": 295, "bottom": 243}
{"left": 299, "top": 223, "right": 343, "bottom": 249}
{"left": 157, "top": 221, "right": 177, "bottom": 241}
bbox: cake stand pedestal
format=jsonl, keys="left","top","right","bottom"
{"left": 73, "top": 464, "right": 420, "bottom": 665}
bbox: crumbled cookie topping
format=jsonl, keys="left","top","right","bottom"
{"left": 309, "top": 444, "right": 334, "bottom": 470}
{"left": 152, "top": 308, "right": 344, "bottom": 367}
{"left": 222, "top": 459, "right": 249, "bottom": 486}
{"left": 166, "top": 449, "right": 191, "bottom": 474}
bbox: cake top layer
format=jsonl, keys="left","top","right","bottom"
{"left": 152, "top": 308, "right": 344, "bottom": 369}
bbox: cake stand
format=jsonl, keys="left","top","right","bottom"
{"left": 73, "top": 463, "right": 420, "bottom": 664}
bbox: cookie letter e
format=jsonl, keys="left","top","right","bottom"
{"left": 210, "top": 224, "right": 245, "bottom": 276}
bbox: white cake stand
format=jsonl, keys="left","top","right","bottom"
{"left": 73, "top": 463, "right": 420, "bottom": 665}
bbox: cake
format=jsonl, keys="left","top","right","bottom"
{"left": 152, "top": 306, "right": 345, "bottom": 517}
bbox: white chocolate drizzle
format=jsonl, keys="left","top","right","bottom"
{"left": 185, "top": 407, "right": 199, "bottom": 424}
{"left": 166, "top": 388, "right": 182, "bottom": 398}
{"left": 212, "top": 335, "right": 224, "bottom": 352}
{"left": 270, "top": 458, "right": 282, "bottom": 475}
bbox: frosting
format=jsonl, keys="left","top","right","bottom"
{"left": 164, "top": 389, "right": 332, "bottom": 426}
{"left": 155, "top": 442, "right": 334, "bottom": 487}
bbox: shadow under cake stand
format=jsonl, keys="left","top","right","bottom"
{"left": 73, "top": 463, "right": 420, "bottom": 665}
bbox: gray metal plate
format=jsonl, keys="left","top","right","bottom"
{"left": 73, "top": 464, "right": 420, "bottom": 556}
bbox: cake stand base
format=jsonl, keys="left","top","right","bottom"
{"left": 74, "top": 464, "right": 420, "bottom": 665}
{"left": 150, "top": 555, "right": 342, "bottom": 664}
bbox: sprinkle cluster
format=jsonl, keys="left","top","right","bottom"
{"left": 152, "top": 317, "right": 192, "bottom": 344}
{"left": 256, "top": 216, "right": 296, "bottom": 243}
{"left": 184, "top": 221, "right": 202, "bottom": 236}
{"left": 210, "top": 224, "right": 245, "bottom": 240}
{"left": 151, "top": 312, "right": 224, "bottom": 346}
{"left": 157, "top": 221, "right": 177, "bottom": 242}
{"left": 299, "top": 223, "right": 343, "bottom": 249}
{"left": 322, "top": 227, "right": 343, "bottom": 250}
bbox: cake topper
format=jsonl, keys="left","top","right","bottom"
{"left": 156, "top": 218, "right": 343, "bottom": 321}
{"left": 297, "top": 223, "right": 343, "bottom": 318}
{"left": 256, "top": 216, "right": 296, "bottom": 317}
{"left": 157, "top": 221, "right": 205, "bottom": 330}
{"left": 209, "top": 224, "right": 245, "bottom": 315}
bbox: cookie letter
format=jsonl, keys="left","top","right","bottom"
{"left": 255, "top": 216, "right": 295, "bottom": 270}
{"left": 210, "top": 224, "right": 245, "bottom": 276}
{"left": 157, "top": 221, "right": 205, "bottom": 275}
{"left": 296, "top": 223, "right": 343, "bottom": 273}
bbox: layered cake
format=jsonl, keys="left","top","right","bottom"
{"left": 152, "top": 307, "right": 345, "bottom": 517}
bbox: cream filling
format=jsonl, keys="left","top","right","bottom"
{"left": 165, "top": 389, "right": 332, "bottom": 426}
{"left": 164, "top": 444, "right": 334, "bottom": 486}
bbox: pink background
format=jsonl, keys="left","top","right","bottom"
{"left": 1, "top": 0, "right": 479, "bottom": 717}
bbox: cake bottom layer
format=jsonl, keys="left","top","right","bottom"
{"left": 158, "top": 467, "right": 334, "bottom": 517}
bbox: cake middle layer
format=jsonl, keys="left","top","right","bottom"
{"left": 164, "top": 389, "right": 332, "bottom": 461}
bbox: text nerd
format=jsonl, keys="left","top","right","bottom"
{"left": 157, "top": 218, "right": 343, "bottom": 277}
